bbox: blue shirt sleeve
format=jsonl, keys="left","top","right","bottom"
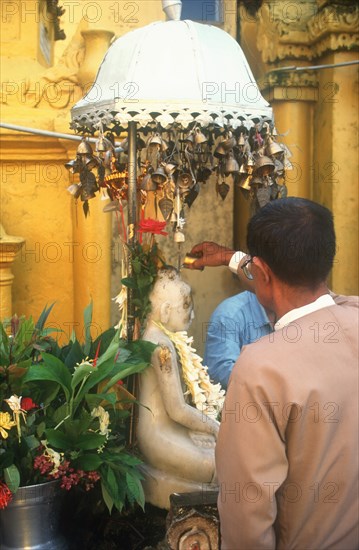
{"left": 204, "top": 311, "right": 245, "bottom": 390}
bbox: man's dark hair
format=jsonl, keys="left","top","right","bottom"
{"left": 246, "top": 197, "right": 336, "bottom": 287}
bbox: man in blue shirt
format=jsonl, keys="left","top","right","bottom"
{"left": 204, "top": 291, "right": 273, "bottom": 389}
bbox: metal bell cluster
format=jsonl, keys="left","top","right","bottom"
{"left": 212, "top": 122, "right": 290, "bottom": 208}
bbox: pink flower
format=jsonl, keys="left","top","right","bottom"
{"left": 138, "top": 217, "right": 168, "bottom": 236}
{"left": 0, "top": 482, "right": 12, "bottom": 509}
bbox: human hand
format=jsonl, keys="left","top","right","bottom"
{"left": 183, "top": 241, "right": 235, "bottom": 270}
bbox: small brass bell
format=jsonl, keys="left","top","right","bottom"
{"left": 238, "top": 133, "right": 245, "bottom": 146}
{"left": 194, "top": 128, "right": 207, "bottom": 145}
{"left": 221, "top": 131, "right": 236, "bottom": 151}
{"left": 238, "top": 174, "right": 252, "bottom": 191}
{"left": 148, "top": 133, "right": 162, "bottom": 146}
{"left": 151, "top": 166, "right": 167, "bottom": 185}
{"left": 77, "top": 139, "right": 93, "bottom": 156}
{"left": 225, "top": 150, "right": 239, "bottom": 175}
{"left": 254, "top": 156, "right": 275, "bottom": 177}
{"left": 266, "top": 137, "right": 283, "bottom": 157}
{"left": 164, "top": 163, "right": 177, "bottom": 176}
{"left": 178, "top": 171, "right": 192, "bottom": 191}
{"left": 214, "top": 143, "right": 227, "bottom": 157}
{"left": 82, "top": 155, "right": 99, "bottom": 170}
{"left": 96, "top": 136, "right": 112, "bottom": 153}
{"left": 141, "top": 173, "right": 157, "bottom": 191}
{"left": 65, "top": 158, "right": 81, "bottom": 174}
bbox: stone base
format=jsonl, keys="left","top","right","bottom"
{"left": 165, "top": 490, "right": 220, "bottom": 550}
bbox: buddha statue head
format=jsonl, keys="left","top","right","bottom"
{"left": 148, "top": 267, "right": 194, "bottom": 332}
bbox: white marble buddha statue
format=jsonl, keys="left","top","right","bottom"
{"left": 137, "top": 268, "right": 219, "bottom": 510}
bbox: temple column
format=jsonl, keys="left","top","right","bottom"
{"left": 0, "top": 225, "right": 25, "bottom": 320}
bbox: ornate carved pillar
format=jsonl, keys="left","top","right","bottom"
{"left": 0, "top": 225, "right": 25, "bottom": 320}
{"left": 308, "top": 0, "right": 359, "bottom": 294}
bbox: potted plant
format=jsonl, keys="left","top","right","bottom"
{"left": 0, "top": 303, "right": 156, "bottom": 549}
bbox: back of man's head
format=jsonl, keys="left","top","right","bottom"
{"left": 246, "top": 197, "right": 336, "bottom": 288}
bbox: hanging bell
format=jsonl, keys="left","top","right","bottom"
{"left": 151, "top": 166, "right": 167, "bottom": 185}
{"left": 224, "top": 150, "right": 240, "bottom": 175}
{"left": 214, "top": 143, "right": 227, "bottom": 158}
{"left": 141, "top": 173, "right": 157, "bottom": 191}
{"left": 177, "top": 171, "right": 193, "bottom": 192}
{"left": 160, "top": 138, "right": 169, "bottom": 152}
{"left": 238, "top": 174, "right": 252, "bottom": 191}
{"left": 164, "top": 163, "right": 177, "bottom": 176}
{"left": 77, "top": 138, "right": 93, "bottom": 156}
{"left": 194, "top": 128, "right": 207, "bottom": 145}
{"left": 238, "top": 133, "right": 245, "bottom": 146}
{"left": 174, "top": 230, "right": 185, "bottom": 243}
{"left": 65, "top": 158, "right": 81, "bottom": 174}
{"left": 254, "top": 156, "right": 275, "bottom": 177}
{"left": 82, "top": 155, "right": 99, "bottom": 170}
{"left": 96, "top": 135, "right": 113, "bottom": 153}
{"left": 221, "top": 131, "right": 236, "bottom": 151}
{"left": 265, "top": 137, "right": 283, "bottom": 157}
{"left": 67, "top": 183, "right": 81, "bottom": 198}
{"left": 148, "top": 133, "right": 162, "bottom": 146}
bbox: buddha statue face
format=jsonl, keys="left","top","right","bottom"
{"left": 149, "top": 268, "right": 195, "bottom": 332}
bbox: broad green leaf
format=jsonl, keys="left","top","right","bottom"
{"left": 121, "top": 276, "right": 136, "bottom": 289}
{"left": 74, "top": 453, "right": 103, "bottom": 471}
{"left": 83, "top": 301, "right": 93, "bottom": 356}
{"left": 24, "top": 435, "right": 40, "bottom": 451}
{"left": 45, "top": 428, "right": 72, "bottom": 450}
{"left": 52, "top": 403, "right": 69, "bottom": 425}
{"left": 101, "top": 481, "right": 114, "bottom": 514}
{"left": 126, "top": 471, "right": 145, "bottom": 509}
{"left": 75, "top": 433, "right": 107, "bottom": 450}
{"left": 71, "top": 362, "right": 94, "bottom": 390}
{"left": 62, "top": 339, "right": 84, "bottom": 369}
{"left": 4, "top": 465, "right": 20, "bottom": 493}
{"left": 24, "top": 353, "right": 72, "bottom": 401}
{"left": 36, "top": 421, "right": 46, "bottom": 437}
{"left": 85, "top": 392, "right": 117, "bottom": 408}
{"left": 102, "top": 362, "right": 149, "bottom": 393}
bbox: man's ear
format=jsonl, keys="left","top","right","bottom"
{"left": 253, "top": 257, "right": 272, "bottom": 284}
{"left": 160, "top": 302, "right": 171, "bottom": 324}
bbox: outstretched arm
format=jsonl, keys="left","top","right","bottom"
{"left": 186, "top": 241, "right": 255, "bottom": 291}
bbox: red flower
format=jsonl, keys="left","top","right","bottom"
{"left": 138, "top": 217, "right": 168, "bottom": 236}
{"left": 21, "top": 397, "right": 38, "bottom": 411}
{"left": 0, "top": 482, "right": 12, "bottom": 509}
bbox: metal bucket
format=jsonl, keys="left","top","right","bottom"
{"left": 0, "top": 481, "right": 68, "bottom": 550}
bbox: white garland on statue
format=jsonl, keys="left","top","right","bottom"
{"left": 154, "top": 321, "right": 226, "bottom": 419}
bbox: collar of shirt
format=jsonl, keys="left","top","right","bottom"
{"left": 274, "top": 294, "right": 336, "bottom": 331}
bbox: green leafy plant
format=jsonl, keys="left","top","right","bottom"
{"left": 121, "top": 242, "right": 167, "bottom": 326}
{"left": 0, "top": 303, "right": 155, "bottom": 513}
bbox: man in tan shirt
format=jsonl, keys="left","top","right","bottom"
{"left": 188, "top": 198, "right": 358, "bottom": 549}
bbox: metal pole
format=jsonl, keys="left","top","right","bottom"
{"left": 268, "top": 60, "right": 359, "bottom": 73}
{"left": 126, "top": 121, "right": 138, "bottom": 447}
{"left": 0, "top": 122, "right": 123, "bottom": 148}
{"left": 126, "top": 120, "right": 137, "bottom": 343}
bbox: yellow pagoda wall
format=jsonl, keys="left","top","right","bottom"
{"left": 237, "top": 0, "right": 359, "bottom": 295}
{"left": 0, "top": 0, "right": 239, "bottom": 353}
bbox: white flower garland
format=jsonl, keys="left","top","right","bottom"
{"left": 154, "top": 322, "right": 226, "bottom": 420}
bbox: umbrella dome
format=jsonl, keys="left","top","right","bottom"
{"left": 71, "top": 19, "right": 272, "bottom": 132}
